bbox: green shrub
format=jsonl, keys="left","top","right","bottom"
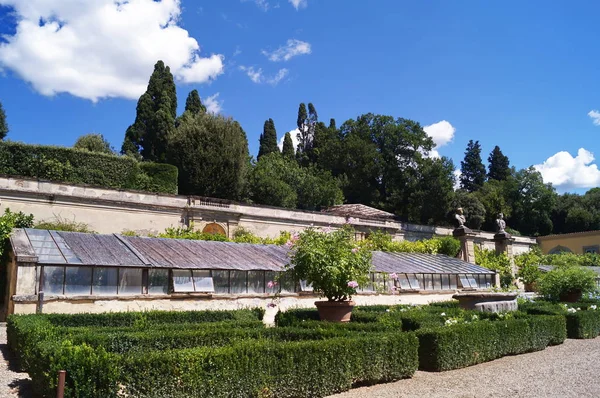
{"left": 121, "top": 333, "right": 418, "bottom": 398}
{"left": 565, "top": 310, "right": 600, "bottom": 339}
{"left": 275, "top": 308, "right": 320, "bottom": 326}
{"left": 0, "top": 141, "right": 177, "bottom": 194}
{"left": 537, "top": 266, "right": 597, "bottom": 301}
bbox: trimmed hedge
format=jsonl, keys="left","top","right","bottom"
{"left": 417, "top": 315, "right": 566, "bottom": 371}
{"left": 0, "top": 141, "right": 178, "bottom": 194}
{"left": 121, "top": 333, "right": 419, "bottom": 398}
{"left": 566, "top": 311, "right": 600, "bottom": 339}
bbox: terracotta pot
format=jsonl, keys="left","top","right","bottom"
{"left": 524, "top": 282, "right": 537, "bottom": 293}
{"left": 560, "top": 290, "right": 582, "bottom": 303}
{"left": 315, "top": 300, "right": 355, "bottom": 322}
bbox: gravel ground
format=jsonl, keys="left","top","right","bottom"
{"left": 329, "top": 338, "right": 600, "bottom": 398}
{"left": 0, "top": 323, "right": 32, "bottom": 398}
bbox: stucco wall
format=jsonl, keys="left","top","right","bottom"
{"left": 538, "top": 232, "right": 600, "bottom": 254}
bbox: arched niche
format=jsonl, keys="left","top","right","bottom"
{"left": 202, "top": 222, "right": 226, "bottom": 236}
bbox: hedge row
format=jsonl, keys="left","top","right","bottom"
{"left": 0, "top": 141, "right": 178, "bottom": 194}
{"left": 417, "top": 315, "right": 566, "bottom": 371}
{"left": 519, "top": 300, "right": 600, "bottom": 339}
{"left": 120, "top": 333, "right": 418, "bottom": 398}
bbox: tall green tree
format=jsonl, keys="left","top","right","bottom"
{"left": 257, "top": 118, "right": 279, "bottom": 160}
{"left": 74, "top": 133, "right": 113, "bottom": 154}
{"left": 282, "top": 132, "right": 295, "bottom": 159}
{"left": 0, "top": 101, "right": 7, "bottom": 140}
{"left": 460, "top": 140, "right": 486, "bottom": 192}
{"left": 184, "top": 89, "right": 206, "bottom": 114}
{"left": 451, "top": 191, "right": 486, "bottom": 230}
{"left": 508, "top": 167, "right": 556, "bottom": 236}
{"left": 487, "top": 145, "right": 510, "bottom": 181}
{"left": 166, "top": 112, "right": 249, "bottom": 200}
{"left": 296, "top": 102, "right": 318, "bottom": 165}
{"left": 121, "top": 60, "right": 177, "bottom": 161}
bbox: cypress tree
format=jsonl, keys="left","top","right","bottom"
{"left": 121, "top": 60, "right": 177, "bottom": 161}
{"left": 487, "top": 145, "right": 511, "bottom": 181}
{"left": 460, "top": 140, "right": 487, "bottom": 192}
{"left": 0, "top": 101, "right": 7, "bottom": 140}
{"left": 185, "top": 89, "right": 206, "bottom": 114}
{"left": 257, "top": 118, "right": 279, "bottom": 160}
{"left": 282, "top": 132, "right": 295, "bottom": 159}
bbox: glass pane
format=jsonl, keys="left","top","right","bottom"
{"left": 374, "top": 273, "right": 386, "bottom": 291}
{"left": 192, "top": 270, "right": 214, "bottom": 293}
{"left": 64, "top": 267, "right": 92, "bottom": 295}
{"left": 119, "top": 268, "right": 143, "bottom": 295}
{"left": 424, "top": 275, "right": 433, "bottom": 290}
{"left": 433, "top": 275, "right": 442, "bottom": 290}
{"left": 299, "top": 280, "right": 313, "bottom": 292}
{"left": 407, "top": 274, "right": 420, "bottom": 289}
{"left": 213, "top": 270, "right": 229, "bottom": 293}
{"left": 441, "top": 274, "right": 449, "bottom": 290}
{"left": 361, "top": 273, "right": 375, "bottom": 292}
{"left": 265, "top": 271, "right": 279, "bottom": 294}
{"left": 459, "top": 275, "right": 471, "bottom": 288}
{"left": 43, "top": 266, "right": 64, "bottom": 295}
{"left": 449, "top": 274, "right": 458, "bottom": 289}
{"left": 247, "top": 271, "right": 265, "bottom": 294}
{"left": 279, "top": 272, "right": 296, "bottom": 293}
{"left": 149, "top": 269, "right": 169, "bottom": 294}
{"left": 230, "top": 271, "right": 247, "bottom": 294}
{"left": 467, "top": 274, "right": 478, "bottom": 288}
{"left": 415, "top": 274, "right": 424, "bottom": 290}
{"left": 172, "top": 269, "right": 194, "bottom": 292}
{"left": 398, "top": 274, "right": 411, "bottom": 289}
{"left": 92, "top": 267, "right": 118, "bottom": 295}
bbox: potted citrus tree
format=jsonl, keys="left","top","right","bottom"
{"left": 286, "top": 226, "right": 372, "bottom": 322}
{"left": 537, "top": 266, "right": 597, "bottom": 302}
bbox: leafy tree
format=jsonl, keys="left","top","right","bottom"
{"left": 184, "top": 89, "right": 206, "bottom": 114}
{"left": 166, "top": 112, "right": 249, "bottom": 200}
{"left": 460, "top": 140, "right": 486, "bottom": 192}
{"left": 249, "top": 153, "right": 343, "bottom": 210}
{"left": 0, "top": 101, "right": 8, "bottom": 140}
{"left": 282, "top": 132, "right": 295, "bottom": 159}
{"left": 508, "top": 167, "right": 556, "bottom": 236}
{"left": 121, "top": 60, "right": 177, "bottom": 161}
{"left": 74, "top": 133, "right": 113, "bottom": 154}
{"left": 451, "top": 190, "right": 486, "bottom": 230}
{"left": 257, "top": 118, "right": 279, "bottom": 160}
{"left": 475, "top": 179, "right": 511, "bottom": 231}
{"left": 296, "top": 102, "right": 318, "bottom": 165}
{"left": 487, "top": 145, "right": 510, "bottom": 181}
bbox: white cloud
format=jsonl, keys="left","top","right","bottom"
{"left": 534, "top": 148, "right": 600, "bottom": 190}
{"left": 241, "top": 0, "right": 269, "bottom": 11}
{"left": 453, "top": 169, "right": 461, "bottom": 191}
{"left": 278, "top": 128, "right": 300, "bottom": 152}
{"left": 289, "top": 0, "right": 307, "bottom": 10}
{"left": 588, "top": 110, "right": 600, "bottom": 126}
{"left": 262, "top": 39, "right": 311, "bottom": 62}
{"left": 423, "top": 120, "right": 455, "bottom": 159}
{"left": 239, "top": 66, "right": 288, "bottom": 86}
{"left": 0, "top": 0, "right": 224, "bottom": 102}
{"left": 203, "top": 93, "right": 222, "bottom": 114}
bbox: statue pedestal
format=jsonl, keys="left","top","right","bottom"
{"left": 453, "top": 227, "right": 476, "bottom": 264}
{"left": 493, "top": 233, "right": 522, "bottom": 289}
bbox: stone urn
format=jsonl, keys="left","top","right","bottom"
{"left": 452, "top": 292, "right": 519, "bottom": 313}
{"left": 559, "top": 290, "right": 582, "bottom": 303}
{"left": 315, "top": 300, "right": 355, "bottom": 322}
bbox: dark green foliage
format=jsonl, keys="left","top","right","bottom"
{"left": 121, "top": 333, "right": 418, "bottom": 398}
{"left": 167, "top": 112, "right": 249, "bottom": 199}
{"left": 0, "top": 101, "right": 7, "bottom": 139}
{"left": 487, "top": 145, "right": 510, "bottom": 181}
{"left": 282, "top": 132, "right": 295, "bottom": 159}
{"left": 436, "top": 236, "right": 461, "bottom": 257}
{"left": 451, "top": 190, "right": 486, "bottom": 229}
{"left": 257, "top": 118, "right": 280, "bottom": 160}
{"left": 275, "top": 308, "right": 320, "bottom": 326}
{"left": 416, "top": 315, "right": 566, "bottom": 371}
{"left": 0, "top": 141, "right": 177, "bottom": 193}
{"left": 184, "top": 89, "right": 206, "bottom": 114}
{"left": 509, "top": 167, "right": 555, "bottom": 236}
{"left": 409, "top": 157, "right": 456, "bottom": 225}
{"left": 566, "top": 311, "right": 600, "bottom": 339}
{"left": 122, "top": 60, "right": 177, "bottom": 161}
{"left": 73, "top": 133, "right": 113, "bottom": 154}
{"left": 460, "top": 140, "right": 486, "bottom": 192}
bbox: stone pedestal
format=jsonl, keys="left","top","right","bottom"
{"left": 453, "top": 292, "right": 518, "bottom": 313}
{"left": 494, "top": 232, "right": 523, "bottom": 289}
{"left": 453, "top": 227, "right": 476, "bottom": 264}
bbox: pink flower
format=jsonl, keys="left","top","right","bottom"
{"left": 347, "top": 281, "right": 359, "bottom": 288}
{"left": 351, "top": 247, "right": 359, "bottom": 254}
{"left": 267, "top": 281, "right": 278, "bottom": 289}
{"left": 284, "top": 240, "right": 293, "bottom": 248}
{"left": 389, "top": 273, "right": 398, "bottom": 280}
{"left": 290, "top": 232, "right": 300, "bottom": 242}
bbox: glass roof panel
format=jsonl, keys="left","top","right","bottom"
{"left": 25, "top": 229, "right": 66, "bottom": 264}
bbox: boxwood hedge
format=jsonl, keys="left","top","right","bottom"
{"left": 0, "top": 141, "right": 178, "bottom": 194}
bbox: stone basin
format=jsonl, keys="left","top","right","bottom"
{"left": 452, "top": 292, "right": 519, "bottom": 313}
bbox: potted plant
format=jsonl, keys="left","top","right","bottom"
{"left": 285, "top": 226, "right": 372, "bottom": 322}
{"left": 537, "top": 266, "right": 597, "bottom": 302}
{"left": 517, "top": 263, "right": 542, "bottom": 292}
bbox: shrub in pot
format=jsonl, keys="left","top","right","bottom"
{"left": 537, "top": 266, "right": 597, "bottom": 302}
{"left": 285, "top": 226, "right": 372, "bottom": 322}
{"left": 515, "top": 249, "right": 543, "bottom": 292}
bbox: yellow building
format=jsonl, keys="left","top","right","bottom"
{"left": 537, "top": 231, "right": 600, "bottom": 254}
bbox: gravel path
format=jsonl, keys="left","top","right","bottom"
{"left": 0, "top": 323, "right": 32, "bottom": 398}
{"left": 329, "top": 338, "right": 600, "bottom": 398}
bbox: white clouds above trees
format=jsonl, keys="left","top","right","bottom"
{"left": 423, "top": 120, "right": 456, "bottom": 159}
{"left": 534, "top": 148, "right": 600, "bottom": 190}
{"left": 262, "top": 39, "right": 311, "bottom": 62}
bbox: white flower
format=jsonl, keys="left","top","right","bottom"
{"left": 386, "top": 309, "right": 390, "bottom": 312}
{"left": 567, "top": 308, "right": 578, "bottom": 313}
{"left": 591, "top": 305, "right": 597, "bottom": 310}
{"left": 472, "top": 314, "right": 479, "bottom": 321}
{"left": 445, "top": 318, "right": 458, "bottom": 326}
{"left": 440, "top": 312, "right": 446, "bottom": 316}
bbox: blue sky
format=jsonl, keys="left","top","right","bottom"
{"left": 0, "top": 0, "right": 599, "bottom": 192}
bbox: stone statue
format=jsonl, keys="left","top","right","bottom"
{"left": 496, "top": 213, "right": 506, "bottom": 233}
{"left": 455, "top": 208, "right": 466, "bottom": 228}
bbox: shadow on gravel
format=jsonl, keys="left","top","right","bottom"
{"left": 0, "top": 343, "right": 34, "bottom": 398}
{"left": 8, "top": 379, "right": 34, "bottom": 398}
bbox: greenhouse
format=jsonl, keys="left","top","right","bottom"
{"left": 3, "top": 229, "right": 496, "bottom": 316}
